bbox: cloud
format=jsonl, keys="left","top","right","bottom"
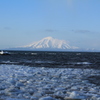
{"left": 45, "top": 29, "right": 57, "bottom": 32}
{"left": 4, "top": 27, "right": 11, "bottom": 30}
{"left": 66, "top": 0, "right": 73, "bottom": 8}
{"left": 67, "top": 0, "right": 73, "bottom": 6}
{"left": 72, "top": 29, "right": 91, "bottom": 34}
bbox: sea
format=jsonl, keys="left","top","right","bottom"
{"left": 0, "top": 50, "right": 100, "bottom": 69}
{"left": 0, "top": 51, "right": 100, "bottom": 99}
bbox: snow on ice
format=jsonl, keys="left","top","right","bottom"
{"left": 0, "top": 64, "right": 100, "bottom": 100}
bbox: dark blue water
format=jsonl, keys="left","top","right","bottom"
{"left": 0, "top": 51, "right": 100, "bottom": 69}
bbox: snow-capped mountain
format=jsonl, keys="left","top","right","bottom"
{"left": 17, "top": 37, "right": 78, "bottom": 51}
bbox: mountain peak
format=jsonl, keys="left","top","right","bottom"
{"left": 43, "top": 36, "right": 53, "bottom": 40}
{"left": 20, "top": 37, "right": 78, "bottom": 50}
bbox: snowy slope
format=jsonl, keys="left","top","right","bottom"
{"left": 9, "top": 37, "right": 79, "bottom": 51}
{"left": 21, "top": 37, "right": 78, "bottom": 50}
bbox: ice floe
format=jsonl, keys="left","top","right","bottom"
{"left": 0, "top": 64, "right": 100, "bottom": 100}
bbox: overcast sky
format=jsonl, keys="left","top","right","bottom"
{"left": 0, "top": 0, "right": 100, "bottom": 50}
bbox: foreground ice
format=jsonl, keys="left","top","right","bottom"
{"left": 0, "top": 65, "right": 100, "bottom": 100}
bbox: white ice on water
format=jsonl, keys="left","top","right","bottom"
{"left": 0, "top": 64, "right": 100, "bottom": 100}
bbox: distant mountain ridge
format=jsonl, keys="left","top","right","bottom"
{"left": 8, "top": 37, "right": 79, "bottom": 51}
{"left": 16, "top": 37, "right": 79, "bottom": 51}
